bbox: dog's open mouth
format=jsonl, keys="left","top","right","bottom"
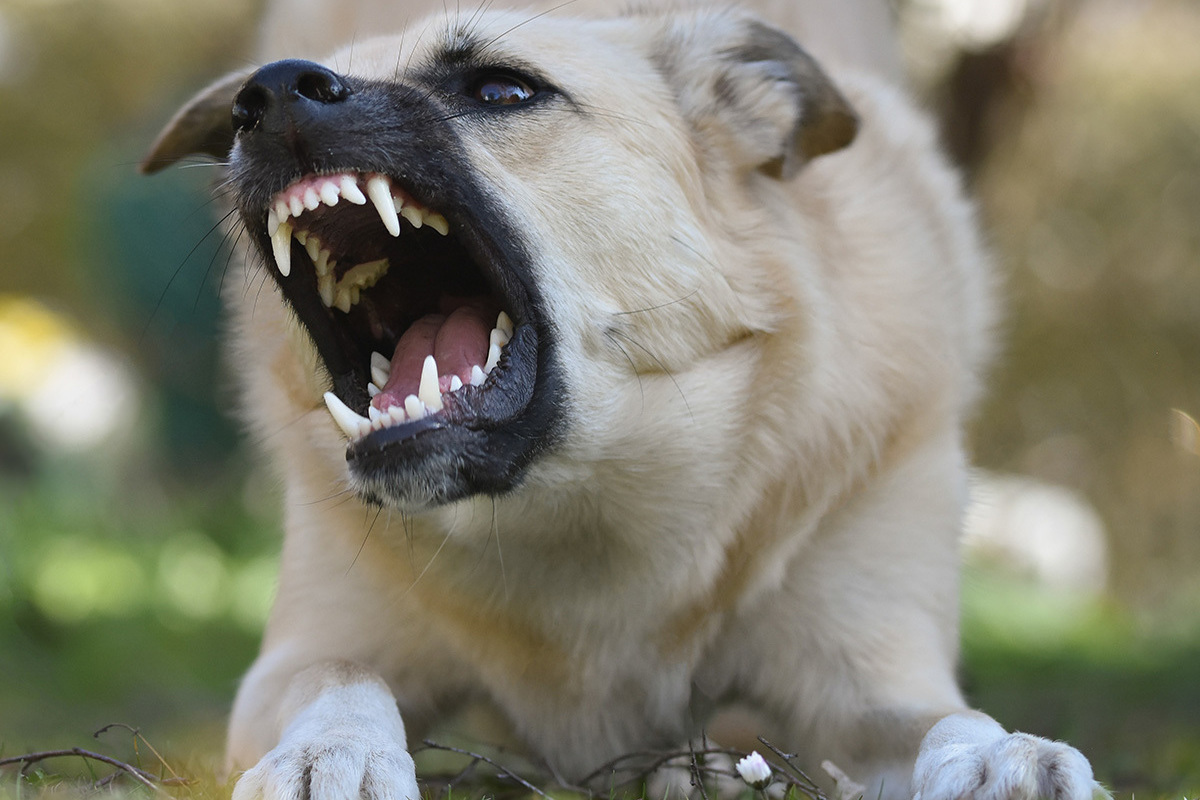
{"left": 253, "top": 163, "right": 553, "bottom": 481}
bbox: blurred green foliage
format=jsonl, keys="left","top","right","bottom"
{"left": 0, "top": 0, "right": 1198, "bottom": 797}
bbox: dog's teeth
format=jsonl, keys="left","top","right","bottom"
{"left": 368, "top": 405, "right": 384, "bottom": 428}
{"left": 288, "top": 194, "right": 305, "bottom": 218}
{"left": 425, "top": 212, "right": 449, "bottom": 236}
{"left": 323, "top": 392, "right": 369, "bottom": 440}
{"left": 334, "top": 287, "right": 352, "bottom": 313}
{"left": 305, "top": 236, "right": 321, "bottom": 263}
{"left": 496, "top": 311, "right": 514, "bottom": 339}
{"left": 404, "top": 394, "right": 426, "bottom": 421}
{"left": 339, "top": 175, "right": 367, "bottom": 205}
{"left": 318, "top": 273, "right": 335, "bottom": 307}
{"left": 294, "top": 229, "right": 308, "bottom": 246}
{"left": 367, "top": 176, "right": 401, "bottom": 236}
{"left": 303, "top": 188, "right": 321, "bottom": 211}
{"left": 484, "top": 341, "right": 501, "bottom": 374}
{"left": 275, "top": 200, "right": 290, "bottom": 224}
{"left": 419, "top": 355, "right": 443, "bottom": 411}
{"left": 367, "top": 382, "right": 381, "bottom": 398}
{"left": 449, "top": 375, "right": 463, "bottom": 392}
{"left": 388, "top": 405, "right": 407, "bottom": 425}
{"left": 315, "top": 249, "right": 332, "bottom": 277}
{"left": 399, "top": 205, "right": 423, "bottom": 229}
{"left": 271, "top": 220, "right": 293, "bottom": 278}
{"left": 489, "top": 326, "right": 510, "bottom": 351}
{"left": 342, "top": 258, "right": 389, "bottom": 289}
{"left": 470, "top": 365, "right": 486, "bottom": 386}
{"left": 267, "top": 208, "right": 279, "bottom": 238}
{"left": 370, "top": 351, "right": 391, "bottom": 388}
{"left": 319, "top": 181, "right": 341, "bottom": 206}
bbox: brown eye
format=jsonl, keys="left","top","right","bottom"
{"left": 472, "top": 75, "right": 534, "bottom": 105}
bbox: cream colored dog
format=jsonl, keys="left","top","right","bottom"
{"left": 144, "top": 2, "right": 1105, "bottom": 799}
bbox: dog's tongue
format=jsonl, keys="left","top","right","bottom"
{"left": 372, "top": 301, "right": 495, "bottom": 410}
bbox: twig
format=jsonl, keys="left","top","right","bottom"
{"left": 95, "top": 723, "right": 185, "bottom": 782}
{"left": 757, "top": 737, "right": 829, "bottom": 800}
{"left": 687, "top": 739, "right": 711, "bottom": 800}
{"left": 419, "top": 740, "right": 551, "bottom": 799}
{"left": 0, "top": 748, "right": 165, "bottom": 793}
{"left": 578, "top": 744, "right": 747, "bottom": 786}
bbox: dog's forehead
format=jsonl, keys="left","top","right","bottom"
{"left": 326, "top": 10, "right": 655, "bottom": 86}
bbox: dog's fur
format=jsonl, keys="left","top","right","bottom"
{"left": 145, "top": 2, "right": 1104, "bottom": 799}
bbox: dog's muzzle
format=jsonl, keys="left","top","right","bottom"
{"left": 225, "top": 58, "right": 563, "bottom": 509}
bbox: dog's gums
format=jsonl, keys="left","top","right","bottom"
{"left": 264, "top": 170, "right": 515, "bottom": 439}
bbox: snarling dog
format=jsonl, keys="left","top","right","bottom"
{"left": 143, "top": 3, "right": 1105, "bottom": 799}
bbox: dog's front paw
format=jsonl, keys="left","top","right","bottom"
{"left": 913, "top": 714, "right": 1106, "bottom": 800}
{"left": 231, "top": 679, "right": 418, "bottom": 800}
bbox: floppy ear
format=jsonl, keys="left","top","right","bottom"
{"left": 658, "top": 15, "right": 859, "bottom": 179}
{"left": 140, "top": 69, "right": 252, "bottom": 174}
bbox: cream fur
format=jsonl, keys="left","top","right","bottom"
{"left": 151, "top": 3, "right": 1104, "bottom": 799}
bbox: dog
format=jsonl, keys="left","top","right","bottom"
{"left": 142, "top": 2, "right": 1105, "bottom": 799}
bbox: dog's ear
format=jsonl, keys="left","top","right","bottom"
{"left": 659, "top": 15, "right": 859, "bottom": 180}
{"left": 140, "top": 69, "right": 251, "bottom": 174}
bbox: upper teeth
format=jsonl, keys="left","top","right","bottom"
{"left": 322, "top": 311, "right": 515, "bottom": 442}
{"left": 265, "top": 171, "right": 449, "bottom": 284}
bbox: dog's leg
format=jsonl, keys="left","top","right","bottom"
{"left": 230, "top": 661, "right": 419, "bottom": 800}
{"left": 719, "top": 424, "right": 1105, "bottom": 800}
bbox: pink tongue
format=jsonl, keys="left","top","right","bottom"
{"left": 372, "top": 302, "right": 496, "bottom": 411}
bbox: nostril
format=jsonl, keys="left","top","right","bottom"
{"left": 231, "top": 60, "right": 354, "bottom": 138}
{"left": 232, "top": 84, "right": 269, "bottom": 133}
{"left": 295, "top": 69, "right": 352, "bottom": 104}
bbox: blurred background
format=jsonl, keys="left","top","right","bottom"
{"left": 0, "top": 0, "right": 1196, "bottom": 795}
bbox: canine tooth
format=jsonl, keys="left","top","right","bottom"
{"left": 271, "top": 220, "right": 293, "bottom": 277}
{"left": 334, "top": 288, "right": 352, "bottom": 313}
{"left": 404, "top": 394, "right": 426, "bottom": 421}
{"left": 388, "top": 405, "right": 407, "bottom": 425}
{"left": 400, "top": 205, "right": 423, "bottom": 229}
{"left": 496, "top": 311, "right": 514, "bottom": 338}
{"left": 419, "top": 355, "right": 443, "bottom": 411}
{"left": 318, "top": 274, "right": 335, "bottom": 307}
{"left": 425, "top": 212, "right": 449, "bottom": 236}
{"left": 367, "top": 382, "right": 381, "bottom": 398}
{"left": 484, "top": 341, "right": 501, "bottom": 373}
{"left": 288, "top": 194, "right": 305, "bottom": 218}
{"left": 267, "top": 208, "right": 279, "bottom": 237}
{"left": 470, "top": 365, "right": 486, "bottom": 386}
{"left": 303, "top": 188, "right": 321, "bottom": 211}
{"left": 489, "top": 327, "right": 510, "bottom": 350}
{"left": 323, "top": 392, "right": 369, "bottom": 440}
{"left": 320, "top": 181, "right": 341, "bottom": 206}
{"left": 305, "top": 236, "right": 321, "bottom": 263}
{"left": 339, "top": 175, "right": 367, "bottom": 205}
{"left": 449, "top": 375, "right": 463, "bottom": 392}
{"left": 370, "top": 352, "right": 391, "bottom": 388}
{"left": 367, "top": 176, "right": 401, "bottom": 236}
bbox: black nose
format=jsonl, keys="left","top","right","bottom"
{"left": 232, "top": 59, "right": 354, "bottom": 134}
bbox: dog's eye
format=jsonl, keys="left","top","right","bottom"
{"left": 470, "top": 75, "right": 535, "bottom": 105}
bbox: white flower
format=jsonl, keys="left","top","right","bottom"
{"left": 736, "top": 751, "right": 772, "bottom": 789}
